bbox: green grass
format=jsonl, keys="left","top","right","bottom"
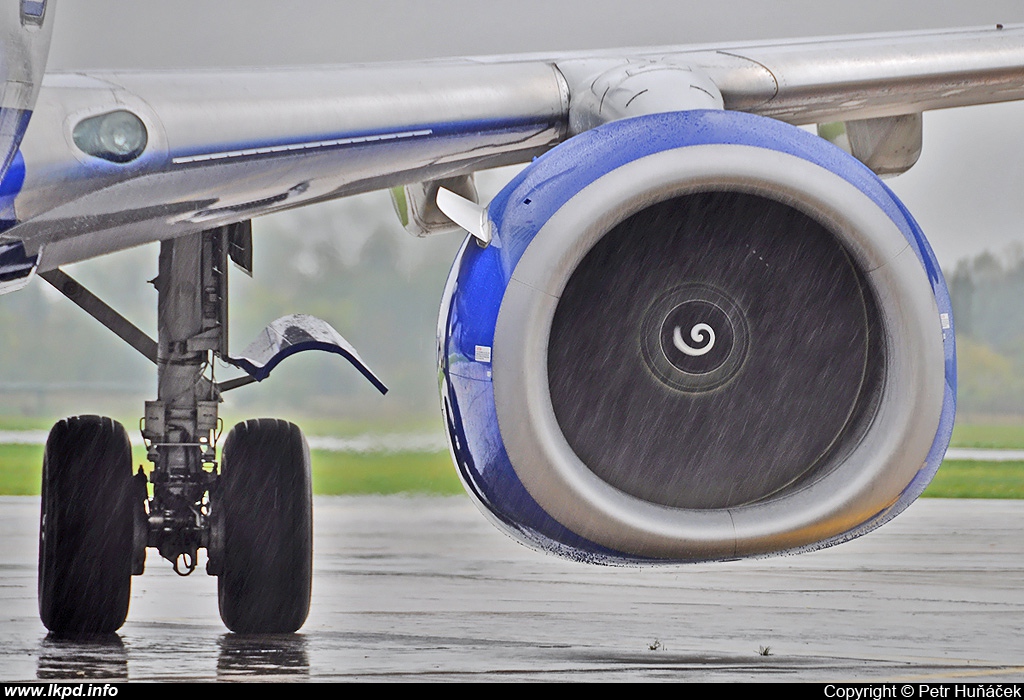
{"left": 0, "top": 414, "right": 463, "bottom": 496}
{"left": 2, "top": 419, "right": 1024, "bottom": 498}
{"left": 921, "top": 460, "right": 1024, "bottom": 499}
{"left": 311, "top": 450, "right": 461, "bottom": 495}
{"left": 0, "top": 443, "right": 461, "bottom": 496}
{"left": 0, "top": 445, "right": 47, "bottom": 495}
{"left": 3, "top": 443, "right": 1022, "bottom": 498}
{"left": 950, "top": 422, "right": 1024, "bottom": 449}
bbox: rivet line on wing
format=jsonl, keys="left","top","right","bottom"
{"left": 170, "top": 128, "right": 434, "bottom": 165}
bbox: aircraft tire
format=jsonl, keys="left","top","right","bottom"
{"left": 38, "top": 415, "right": 135, "bottom": 637}
{"left": 216, "top": 419, "right": 312, "bottom": 633}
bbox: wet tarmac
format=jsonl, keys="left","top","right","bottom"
{"left": 1, "top": 495, "right": 1022, "bottom": 682}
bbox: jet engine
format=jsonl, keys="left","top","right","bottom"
{"left": 438, "top": 110, "right": 955, "bottom": 563}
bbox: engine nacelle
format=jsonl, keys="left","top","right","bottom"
{"left": 438, "top": 110, "right": 955, "bottom": 563}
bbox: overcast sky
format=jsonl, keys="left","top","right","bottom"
{"left": 43, "top": 0, "right": 1024, "bottom": 265}
{"left": 46, "top": 1, "right": 1024, "bottom": 68}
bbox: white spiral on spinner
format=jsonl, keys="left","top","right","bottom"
{"left": 673, "top": 323, "right": 716, "bottom": 356}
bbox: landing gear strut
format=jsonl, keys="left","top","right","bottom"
{"left": 36, "top": 222, "right": 385, "bottom": 636}
{"left": 143, "top": 229, "right": 228, "bottom": 576}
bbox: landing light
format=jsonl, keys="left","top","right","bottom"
{"left": 73, "top": 110, "right": 148, "bottom": 163}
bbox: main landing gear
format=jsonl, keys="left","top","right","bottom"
{"left": 37, "top": 222, "right": 385, "bottom": 636}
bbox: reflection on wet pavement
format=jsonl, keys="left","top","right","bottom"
{"left": 217, "top": 634, "right": 309, "bottom": 679}
{"left": 37, "top": 634, "right": 128, "bottom": 680}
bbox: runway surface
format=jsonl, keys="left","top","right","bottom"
{"left": 1, "top": 495, "right": 1022, "bottom": 682}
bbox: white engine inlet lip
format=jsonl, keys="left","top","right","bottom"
{"left": 492, "top": 144, "right": 945, "bottom": 560}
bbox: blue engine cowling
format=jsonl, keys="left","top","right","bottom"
{"left": 438, "top": 110, "right": 955, "bottom": 564}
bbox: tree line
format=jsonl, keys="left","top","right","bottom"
{"left": 948, "top": 247, "right": 1024, "bottom": 415}
{"left": 1, "top": 191, "right": 1022, "bottom": 423}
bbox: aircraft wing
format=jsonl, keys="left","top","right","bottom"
{"left": 3, "top": 23, "right": 1022, "bottom": 270}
